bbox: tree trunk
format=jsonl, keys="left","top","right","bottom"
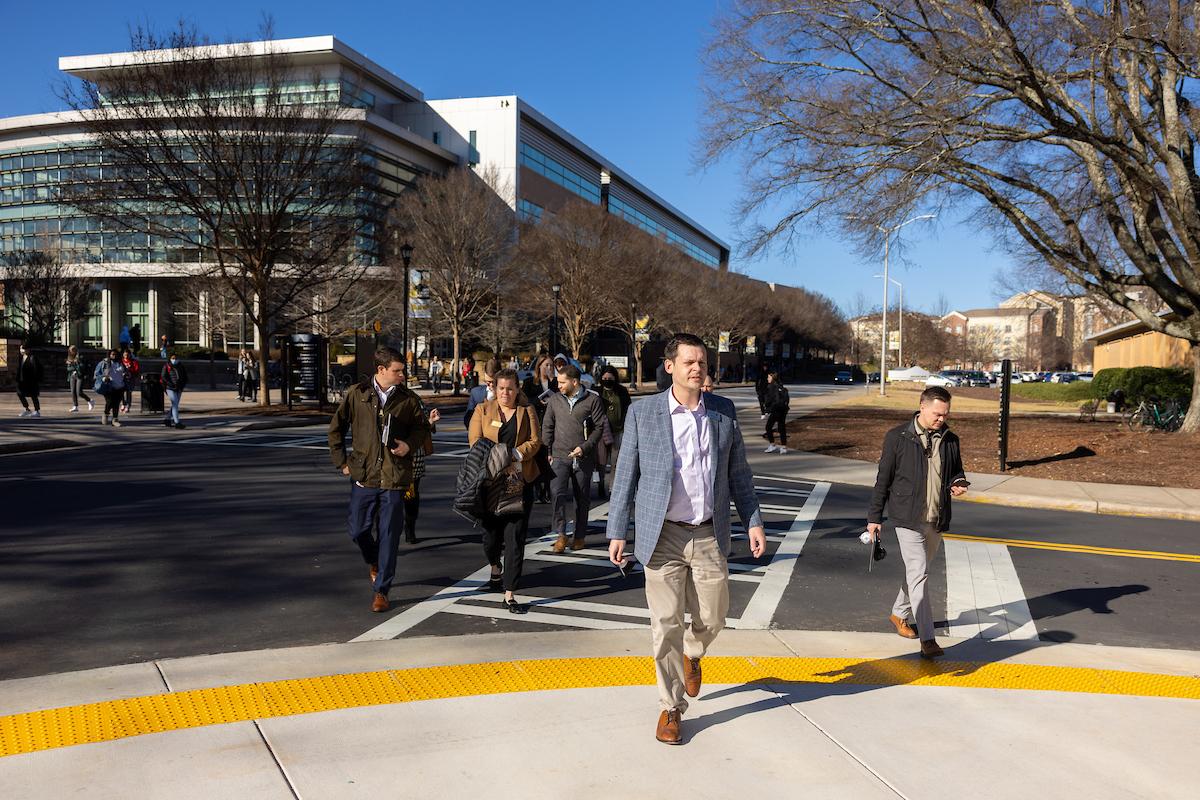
{"left": 1180, "top": 345, "right": 1200, "bottom": 434}
{"left": 257, "top": 320, "right": 271, "bottom": 407}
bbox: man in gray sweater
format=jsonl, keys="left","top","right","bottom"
{"left": 542, "top": 364, "right": 606, "bottom": 552}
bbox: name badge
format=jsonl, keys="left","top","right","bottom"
{"left": 490, "top": 420, "right": 504, "bottom": 428}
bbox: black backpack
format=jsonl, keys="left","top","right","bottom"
{"left": 775, "top": 384, "right": 791, "bottom": 410}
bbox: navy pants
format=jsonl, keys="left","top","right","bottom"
{"left": 348, "top": 483, "right": 405, "bottom": 594}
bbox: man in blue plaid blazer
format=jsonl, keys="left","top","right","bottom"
{"left": 607, "top": 333, "right": 766, "bottom": 745}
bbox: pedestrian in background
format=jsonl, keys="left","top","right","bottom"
{"left": 702, "top": 374, "right": 715, "bottom": 394}
{"left": 159, "top": 335, "right": 169, "bottom": 359}
{"left": 237, "top": 350, "right": 249, "bottom": 401}
{"left": 763, "top": 371, "right": 790, "bottom": 454}
{"left": 404, "top": 405, "right": 440, "bottom": 544}
{"left": 655, "top": 359, "right": 671, "bottom": 391}
{"left": 542, "top": 363, "right": 605, "bottom": 552}
{"left": 120, "top": 348, "right": 140, "bottom": 414}
{"left": 161, "top": 353, "right": 189, "bottom": 429}
{"left": 66, "top": 346, "right": 94, "bottom": 413}
{"left": 130, "top": 323, "right": 142, "bottom": 354}
{"left": 244, "top": 353, "right": 260, "bottom": 402}
{"left": 94, "top": 349, "right": 128, "bottom": 427}
{"left": 867, "top": 385, "right": 970, "bottom": 660}
{"left": 464, "top": 359, "right": 498, "bottom": 429}
{"left": 606, "top": 333, "right": 766, "bottom": 745}
{"left": 429, "top": 358, "right": 444, "bottom": 394}
{"left": 469, "top": 367, "right": 542, "bottom": 613}
{"left": 595, "top": 366, "right": 631, "bottom": 496}
{"left": 328, "top": 346, "right": 431, "bottom": 613}
{"left": 15, "top": 342, "right": 43, "bottom": 418}
{"left": 755, "top": 367, "right": 769, "bottom": 420}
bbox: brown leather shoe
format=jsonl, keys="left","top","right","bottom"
{"left": 371, "top": 592, "right": 389, "bottom": 613}
{"left": 551, "top": 534, "right": 568, "bottom": 553}
{"left": 683, "top": 656, "right": 702, "bottom": 698}
{"left": 920, "top": 639, "right": 944, "bottom": 659}
{"left": 655, "top": 709, "right": 682, "bottom": 745}
{"left": 369, "top": 564, "right": 379, "bottom": 584}
{"left": 571, "top": 536, "right": 587, "bottom": 551}
{"left": 889, "top": 614, "right": 918, "bottom": 640}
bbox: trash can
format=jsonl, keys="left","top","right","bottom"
{"left": 141, "top": 373, "right": 165, "bottom": 413}
{"left": 1106, "top": 388, "right": 1125, "bottom": 413}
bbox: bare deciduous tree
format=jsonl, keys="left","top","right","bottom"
{"left": 389, "top": 165, "right": 515, "bottom": 393}
{"left": 1, "top": 243, "right": 93, "bottom": 345}
{"left": 705, "top": 1, "right": 1200, "bottom": 430}
{"left": 63, "top": 22, "right": 380, "bottom": 405}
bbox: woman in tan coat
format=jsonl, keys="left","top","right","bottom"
{"left": 468, "top": 368, "right": 543, "bottom": 613}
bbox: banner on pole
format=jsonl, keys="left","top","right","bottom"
{"left": 718, "top": 331, "right": 730, "bottom": 352}
{"left": 635, "top": 315, "right": 651, "bottom": 342}
{"left": 745, "top": 336, "right": 756, "bottom": 354}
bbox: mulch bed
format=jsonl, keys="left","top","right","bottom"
{"left": 785, "top": 408, "right": 1200, "bottom": 489}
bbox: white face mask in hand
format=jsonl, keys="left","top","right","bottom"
{"left": 486, "top": 386, "right": 495, "bottom": 401}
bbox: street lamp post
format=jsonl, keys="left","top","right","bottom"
{"left": 551, "top": 283, "right": 561, "bottom": 356}
{"left": 876, "top": 214, "right": 934, "bottom": 395}
{"left": 874, "top": 273, "right": 903, "bottom": 370}
{"left": 399, "top": 241, "right": 414, "bottom": 377}
{"left": 629, "top": 301, "right": 637, "bottom": 389}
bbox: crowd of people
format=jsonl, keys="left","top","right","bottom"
{"left": 13, "top": 341, "right": 190, "bottom": 428}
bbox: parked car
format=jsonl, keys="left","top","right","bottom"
{"left": 867, "top": 371, "right": 880, "bottom": 383}
{"left": 1076, "top": 372, "right": 1094, "bottom": 382}
{"left": 961, "top": 370, "right": 991, "bottom": 387}
{"left": 833, "top": 370, "right": 853, "bottom": 384}
{"left": 1050, "top": 372, "right": 1078, "bottom": 383}
{"left": 926, "top": 371, "right": 961, "bottom": 388}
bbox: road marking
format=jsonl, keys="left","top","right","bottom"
{"left": 945, "top": 533, "right": 1200, "bottom": 564}
{"left": 943, "top": 539, "right": 1037, "bottom": 641}
{"left": 4, "top": 656, "right": 1196, "bottom": 758}
{"left": 738, "top": 482, "right": 830, "bottom": 629}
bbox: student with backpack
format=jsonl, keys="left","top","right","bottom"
{"left": 763, "top": 371, "right": 790, "bottom": 454}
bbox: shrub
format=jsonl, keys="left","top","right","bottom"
{"left": 1090, "top": 366, "right": 1191, "bottom": 402}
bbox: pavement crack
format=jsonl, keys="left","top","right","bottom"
{"left": 153, "top": 661, "right": 172, "bottom": 692}
{"left": 770, "top": 681, "right": 910, "bottom": 800}
{"left": 254, "top": 719, "right": 302, "bottom": 800}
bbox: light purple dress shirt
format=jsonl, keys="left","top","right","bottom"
{"left": 665, "top": 388, "right": 713, "bottom": 525}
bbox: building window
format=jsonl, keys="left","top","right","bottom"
{"left": 1004, "top": 324, "right": 1012, "bottom": 332}
{"left": 82, "top": 290, "right": 103, "bottom": 347}
{"left": 432, "top": 131, "right": 441, "bottom": 146}
{"left": 518, "top": 142, "right": 601, "bottom": 204}
{"left": 468, "top": 130, "right": 478, "bottom": 166}
{"left": 518, "top": 198, "right": 543, "bottom": 222}
{"left": 607, "top": 195, "right": 719, "bottom": 267}
{"left": 124, "top": 285, "right": 149, "bottom": 346}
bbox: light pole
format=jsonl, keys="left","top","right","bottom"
{"left": 551, "top": 283, "right": 561, "bottom": 356}
{"left": 629, "top": 301, "right": 637, "bottom": 389}
{"left": 399, "top": 241, "right": 414, "bottom": 375}
{"left": 876, "top": 214, "right": 934, "bottom": 395}
{"left": 874, "top": 273, "right": 903, "bottom": 370}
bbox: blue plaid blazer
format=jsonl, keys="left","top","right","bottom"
{"left": 605, "top": 389, "right": 763, "bottom": 564}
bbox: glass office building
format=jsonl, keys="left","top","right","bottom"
{"left": 1, "top": 36, "right": 729, "bottom": 351}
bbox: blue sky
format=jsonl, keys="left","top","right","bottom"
{"left": 0, "top": 0, "right": 1014, "bottom": 316}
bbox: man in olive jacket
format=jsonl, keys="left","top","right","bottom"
{"left": 329, "top": 346, "right": 431, "bottom": 612}
{"left": 867, "top": 385, "right": 970, "bottom": 659}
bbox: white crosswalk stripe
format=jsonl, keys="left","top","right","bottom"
{"left": 353, "top": 480, "right": 832, "bottom": 639}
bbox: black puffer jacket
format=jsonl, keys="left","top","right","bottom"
{"left": 867, "top": 416, "right": 967, "bottom": 532}
{"left": 454, "top": 438, "right": 496, "bottom": 523}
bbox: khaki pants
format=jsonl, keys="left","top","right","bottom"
{"left": 644, "top": 520, "right": 729, "bottom": 713}
{"left": 892, "top": 523, "right": 944, "bottom": 641}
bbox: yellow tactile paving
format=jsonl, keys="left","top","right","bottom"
{"left": 1, "top": 656, "right": 1197, "bottom": 758}
{"left": 944, "top": 533, "right": 1200, "bottom": 563}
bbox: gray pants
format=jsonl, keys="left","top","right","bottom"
{"left": 550, "top": 457, "right": 593, "bottom": 538}
{"left": 892, "top": 523, "right": 944, "bottom": 642}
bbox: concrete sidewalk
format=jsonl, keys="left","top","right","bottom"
{"left": 1, "top": 629, "right": 1196, "bottom": 798}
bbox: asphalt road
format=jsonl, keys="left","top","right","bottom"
{"left": 1, "top": 385, "right": 1196, "bottom": 680}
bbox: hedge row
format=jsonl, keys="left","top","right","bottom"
{"left": 1091, "top": 367, "right": 1193, "bottom": 402}
{"left": 1009, "top": 381, "right": 1097, "bottom": 402}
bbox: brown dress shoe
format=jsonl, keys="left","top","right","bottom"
{"left": 655, "top": 709, "right": 682, "bottom": 745}
{"left": 683, "top": 656, "right": 702, "bottom": 698}
{"left": 920, "top": 639, "right": 944, "bottom": 659}
{"left": 571, "top": 536, "right": 587, "bottom": 551}
{"left": 369, "top": 564, "right": 379, "bottom": 584}
{"left": 551, "top": 534, "right": 568, "bottom": 553}
{"left": 889, "top": 614, "right": 918, "bottom": 639}
{"left": 371, "top": 592, "right": 389, "bottom": 613}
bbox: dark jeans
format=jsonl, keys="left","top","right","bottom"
{"left": 403, "top": 478, "right": 421, "bottom": 540}
{"left": 123, "top": 382, "right": 134, "bottom": 410}
{"left": 481, "top": 484, "right": 534, "bottom": 591}
{"left": 69, "top": 375, "right": 90, "bottom": 406}
{"left": 347, "top": 483, "right": 405, "bottom": 595}
{"left": 756, "top": 389, "right": 767, "bottom": 415}
{"left": 766, "top": 410, "right": 788, "bottom": 445}
{"left": 104, "top": 388, "right": 123, "bottom": 417}
{"left": 16, "top": 387, "right": 39, "bottom": 411}
{"left": 551, "top": 456, "right": 593, "bottom": 539}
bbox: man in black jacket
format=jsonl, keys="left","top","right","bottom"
{"left": 542, "top": 364, "right": 605, "bottom": 552}
{"left": 15, "top": 342, "right": 43, "bottom": 418}
{"left": 867, "top": 386, "right": 970, "bottom": 659}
